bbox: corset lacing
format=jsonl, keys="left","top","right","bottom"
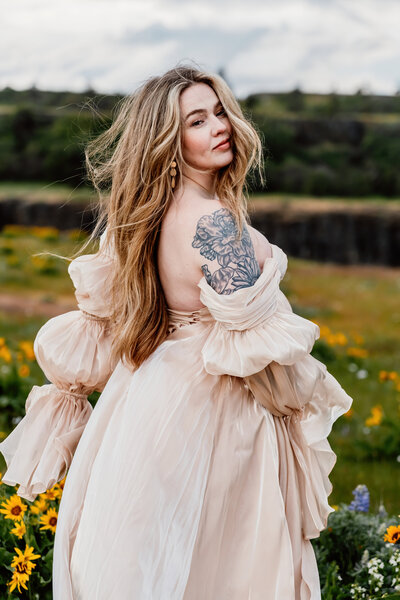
{"left": 167, "top": 307, "right": 208, "bottom": 336}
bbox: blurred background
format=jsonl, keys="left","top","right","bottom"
{"left": 0, "top": 0, "right": 399, "bottom": 515}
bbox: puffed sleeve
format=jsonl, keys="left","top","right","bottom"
{"left": 0, "top": 228, "right": 119, "bottom": 502}
{"left": 198, "top": 243, "right": 353, "bottom": 540}
{"left": 198, "top": 244, "right": 320, "bottom": 377}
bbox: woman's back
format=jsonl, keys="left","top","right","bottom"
{"left": 157, "top": 190, "right": 273, "bottom": 312}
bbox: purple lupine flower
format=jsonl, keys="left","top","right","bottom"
{"left": 348, "top": 484, "right": 370, "bottom": 512}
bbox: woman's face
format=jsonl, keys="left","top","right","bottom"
{"left": 179, "top": 82, "right": 234, "bottom": 173}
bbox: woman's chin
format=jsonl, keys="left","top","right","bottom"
{"left": 213, "top": 151, "right": 234, "bottom": 169}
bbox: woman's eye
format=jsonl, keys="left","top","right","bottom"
{"left": 190, "top": 110, "right": 225, "bottom": 126}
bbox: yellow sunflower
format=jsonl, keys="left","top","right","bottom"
{"left": 11, "top": 545, "right": 41, "bottom": 575}
{"left": 30, "top": 497, "right": 48, "bottom": 515}
{"left": 58, "top": 476, "right": 66, "bottom": 490}
{"left": 0, "top": 494, "right": 27, "bottom": 521}
{"left": 7, "top": 570, "right": 30, "bottom": 594}
{"left": 39, "top": 507, "right": 58, "bottom": 533}
{"left": 10, "top": 520, "right": 26, "bottom": 539}
{"left": 384, "top": 525, "right": 400, "bottom": 544}
{"left": 41, "top": 487, "right": 60, "bottom": 501}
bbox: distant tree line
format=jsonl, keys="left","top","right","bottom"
{"left": 0, "top": 86, "right": 399, "bottom": 197}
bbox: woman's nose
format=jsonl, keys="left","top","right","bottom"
{"left": 210, "top": 114, "right": 228, "bottom": 135}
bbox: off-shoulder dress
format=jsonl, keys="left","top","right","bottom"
{"left": 0, "top": 228, "right": 352, "bottom": 600}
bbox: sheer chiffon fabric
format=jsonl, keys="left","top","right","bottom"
{"left": 0, "top": 231, "right": 352, "bottom": 599}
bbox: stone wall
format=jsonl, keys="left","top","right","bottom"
{"left": 1, "top": 197, "right": 399, "bottom": 266}
{"left": 249, "top": 200, "right": 400, "bottom": 266}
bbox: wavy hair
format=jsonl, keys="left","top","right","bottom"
{"left": 51, "top": 64, "right": 264, "bottom": 371}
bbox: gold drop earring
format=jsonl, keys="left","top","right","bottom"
{"left": 170, "top": 160, "right": 177, "bottom": 188}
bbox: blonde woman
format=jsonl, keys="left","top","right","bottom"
{"left": 0, "top": 65, "right": 352, "bottom": 599}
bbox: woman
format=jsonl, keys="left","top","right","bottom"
{"left": 0, "top": 65, "right": 352, "bottom": 599}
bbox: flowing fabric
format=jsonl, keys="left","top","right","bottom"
{"left": 0, "top": 230, "right": 352, "bottom": 599}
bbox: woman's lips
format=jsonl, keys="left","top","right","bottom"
{"left": 213, "top": 138, "right": 231, "bottom": 150}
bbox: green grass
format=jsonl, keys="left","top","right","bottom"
{"left": 0, "top": 183, "right": 399, "bottom": 208}
{"left": 0, "top": 181, "right": 96, "bottom": 204}
{"left": 0, "top": 228, "right": 96, "bottom": 295}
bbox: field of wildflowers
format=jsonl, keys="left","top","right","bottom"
{"left": 0, "top": 224, "right": 399, "bottom": 597}
{"left": 0, "top": 471, "right": 62, "bottom": 598}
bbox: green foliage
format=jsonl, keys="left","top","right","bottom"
{"left": 312, "top": 501, "right": 400, "bottom": 598}
{"left": 0, "top": 89, "right": 400, "bottom": 196}
{"left": 353, "top": 416, "right": 400, "bottom": 460}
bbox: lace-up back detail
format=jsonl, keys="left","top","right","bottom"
{"left": 167, "top": 307, "right": 210, "bottom": 336}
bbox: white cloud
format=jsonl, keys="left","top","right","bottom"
{"left": 0, "top": 0, "right": 399, "bottom": 97}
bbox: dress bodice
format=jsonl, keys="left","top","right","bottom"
{"left": 167, "top": 306, "right": 211, "bottom": 336}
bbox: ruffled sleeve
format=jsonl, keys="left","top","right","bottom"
{"left": 0, "top": 228, "right": 119, "bottom": 502}
{"left": 198, "top": 245, "right": 320, "bottom": 377}
{"left": 198, "top": 243, "right": 353, "bottom": 540}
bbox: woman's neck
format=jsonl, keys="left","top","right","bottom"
{"left": 181, "top": 167, "right": 216, "bottom": 199}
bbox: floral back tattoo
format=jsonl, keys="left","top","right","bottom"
{"left": 191, "top": 208, "right": 261, "bottom": 294}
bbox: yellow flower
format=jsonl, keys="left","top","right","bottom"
{"left": 18, "top": 364, "right": 30, "bottom": 378}
{"left": 30, "top": 497, "right": 48, "bottom": 515}
{"left": 50, "top": 484, "right": 63, "bottom": 499}
{"left": 18, "top": 340, "right": 35, "bottom": 361}
{"left": 31, "top": 226, "right": 59, "bottom": 239}
{"left": 39, "top": 507, "right": 58, "bottom": 533}
{"left": 3, "top": 224, "right": 28, "bottom": 236}
{"left": 10, "top": 520, "right": 26, "bottom": 539}
{"left": 326, "top": 334, "right": 337, "bottom": 346}
{"left": 346, "top": 347, "right": 369, "bottom": 358}
{"left": 10, "top": 545, "right": 41, "bottom": 576}
{"left": 365, "top": 405, "right": 383, "bottom": 427}
{"left": 319, "top": 325, "right": 331, "bottom": 337}
{"left": 331, "top": 505, "right": 339, "bottom": 511}
{"left": 58, "top": 475, "right": 66, "bottom": 490}
{"left": 383, "top": 525, "right": 400, "bottom": 544}
{"left": 388, "top": 371, "right": 399, "bottom": 381}
{"left": 7, "top": 570, "right": 30, "bottom": 594}
{"left": 0, "top": 337, "right": 5, "bottom": 347}
{"left": 0, "top": 494, "right": 27, "bottom": 521}
{"left": 379, "top": 370, "right": 390, "bottom": 382}
{"left": 344, "top": 408, "right": 354, "bottom": 419}
{"left": 334, "top": 332, "right": 348, "bottom": 346}
{"left": 0, "top": 345, "right": 12, "bottom": 363}
{"left": 41, "top": 487, "right": 59, "bottom": 501}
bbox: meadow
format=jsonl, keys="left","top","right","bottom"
{"left": 0, "top": 223, "right": 399, "bottom": 597}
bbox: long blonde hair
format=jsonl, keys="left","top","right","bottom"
{"left": 64, "top": 65, "right": 264, "bottom": 371}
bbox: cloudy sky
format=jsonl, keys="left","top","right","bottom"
{"left": 2, "top": 0, "right": 399, "bottom": 99}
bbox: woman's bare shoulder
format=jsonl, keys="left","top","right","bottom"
{"left": 247, "top": 224, "right": 273, "bottom": 262}
{"left": 161, "top": 196, "right": 225, "bottom": 254}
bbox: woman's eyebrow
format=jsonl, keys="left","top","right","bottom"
{"left": 184, "top": 100, "right": 223, "bottom": 122}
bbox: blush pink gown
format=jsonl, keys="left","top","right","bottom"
{"left": 0, "top": 228, "right": 352, "bottom": 599}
